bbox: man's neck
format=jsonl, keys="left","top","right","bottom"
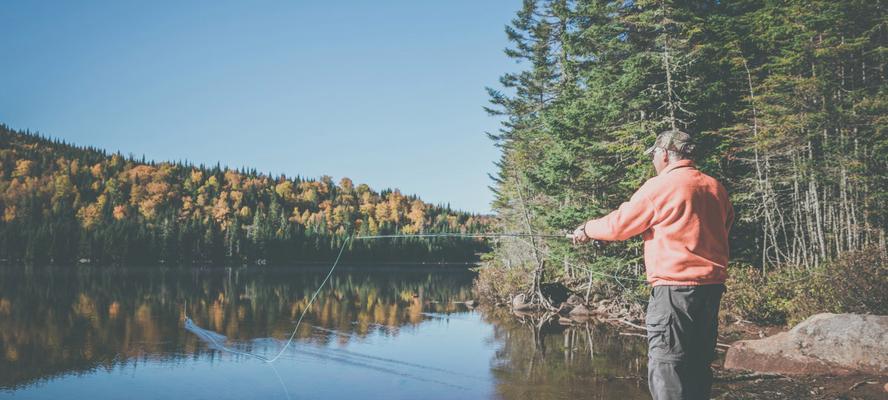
{"left": 658, "top": 159, "right": 695, "bottom": 176}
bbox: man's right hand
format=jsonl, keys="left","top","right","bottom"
{"left": 573, "top": 224, "right": 608, "bottom": 249}
{"left": 572, "top": 224, "right": 592, "bottom": 245}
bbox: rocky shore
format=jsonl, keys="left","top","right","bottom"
{"left": 474, "top": 290, "right": 888, "bottom": 399}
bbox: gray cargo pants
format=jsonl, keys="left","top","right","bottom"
{"left": 646, "top": 284, "right": 725, "bottom": 400}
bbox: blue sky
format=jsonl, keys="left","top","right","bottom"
{"left": 0, "top": 1, "right": 521, "bottom": 214}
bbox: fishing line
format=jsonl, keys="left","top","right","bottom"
{"left": 511, "top": 235, "right": 648, "bottom": 283}
{"left": 265, "top": 234, "right": 352, "bottom": 362}
{"left": 185, "top": 234, "right": 351, "bottom": 363}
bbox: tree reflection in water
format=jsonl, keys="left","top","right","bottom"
{"left": 0, "top": 266, "right": 650, "bottom": 399}
{"left": 482, "top": 307, "right": 651, "bottom": 400}
{"left": 0, "top": 266, "right": 472, "bottom": 388}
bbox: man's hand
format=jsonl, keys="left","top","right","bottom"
{"left": 573, "top": 223, "right": 607, "bottom": 249}
{"left": 572, "top": 224, "right": 592, "bottom": 245}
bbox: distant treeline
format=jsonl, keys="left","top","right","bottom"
{"left": 0, "top": 125, "right": 490, "bottom": 265}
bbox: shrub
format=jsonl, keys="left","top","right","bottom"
{"left": 786, "top": 247, "right": 887, "bottom": 324}
{"left": 473, "top": 261, "right": 532, "bottom": 305}
{"left": 723, "top": 265, "right": 794, "bottom": 325}
{"left": 723, "top": 247, "right": 887, "bottom": 326}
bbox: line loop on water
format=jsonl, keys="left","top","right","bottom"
{"left": 263, "top": 233, "right": 352, "bottom": 363}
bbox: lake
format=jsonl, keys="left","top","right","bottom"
{"left": 0, "top": 266, "right": 651, "bottom": 399}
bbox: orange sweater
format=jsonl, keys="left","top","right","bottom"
{"left": 583, "top": 160, "right": 733, "bottom": 286}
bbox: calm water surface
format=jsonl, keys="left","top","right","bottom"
{"left": 0, "top": 266, "right": 650, "bottom": 399}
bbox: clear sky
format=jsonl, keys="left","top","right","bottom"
{"left": 0, "top": 0, "right": 521, "bottom": 214}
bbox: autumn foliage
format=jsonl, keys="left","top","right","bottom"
{"left": 0, "top": 125, "right": 490, "bottom": 265}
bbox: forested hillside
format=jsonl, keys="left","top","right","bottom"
{"left": 0, "top": 125, "right": 489, "bottom": 265}
{"left": 480, "top": 0, "right": 886, "bottom": 322}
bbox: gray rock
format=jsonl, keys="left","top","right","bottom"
{"left": 569, "top": 304, "right": 592, "bottom": 317}
{"left": 725, "top": 313, "right": 888, "bottom": 375}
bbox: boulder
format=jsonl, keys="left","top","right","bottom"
{"left": 556, "top": 303, "right": 573, "bottom": 315}
{"left": 569, "top": 304, "right": 592, "bottom": 317}
{"left": 725, "top": 313, "right": 888, "bottom": 376}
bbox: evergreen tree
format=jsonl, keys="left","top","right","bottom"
{"left": 485, "top": 0, "right": 887, "bottom": 300}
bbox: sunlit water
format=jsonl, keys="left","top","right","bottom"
{"left": 0, "top": 266, "right": 651, "bottom": 399}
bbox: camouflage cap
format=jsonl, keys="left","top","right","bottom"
{"left": 644, "top": 129, "right": 695, "bottom": 155}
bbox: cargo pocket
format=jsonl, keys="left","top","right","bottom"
{"left": 645, "top": 311, "right": 673, "bottom": 359}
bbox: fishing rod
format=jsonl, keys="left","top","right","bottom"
{"left": 352, "top": 232, "right": 573, "bottom": 240}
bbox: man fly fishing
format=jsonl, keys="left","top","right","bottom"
{"left": 572, "top": 129, "right": 733, "bottom": 400}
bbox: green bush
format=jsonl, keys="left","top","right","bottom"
{"left": 473, "top": 260, "right": 532, "bottom": 305}
{"left": 723, "top": 265, "right": 795, "bottom": 325}
{"left": 723, "top": 247, "right": 887, "bottom": 326}
{"left": 786, "top": 248, "right": 887, "bottom": 324}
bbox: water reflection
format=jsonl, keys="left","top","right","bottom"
{"left": 483, "top": 309, "right": 650, "bottom": 399}
{"left": 0, "top": 266, "right": 650, "bottom": 399}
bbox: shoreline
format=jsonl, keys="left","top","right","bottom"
{"left": 472, "top": 296, "right": 886, "bottom": 399}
